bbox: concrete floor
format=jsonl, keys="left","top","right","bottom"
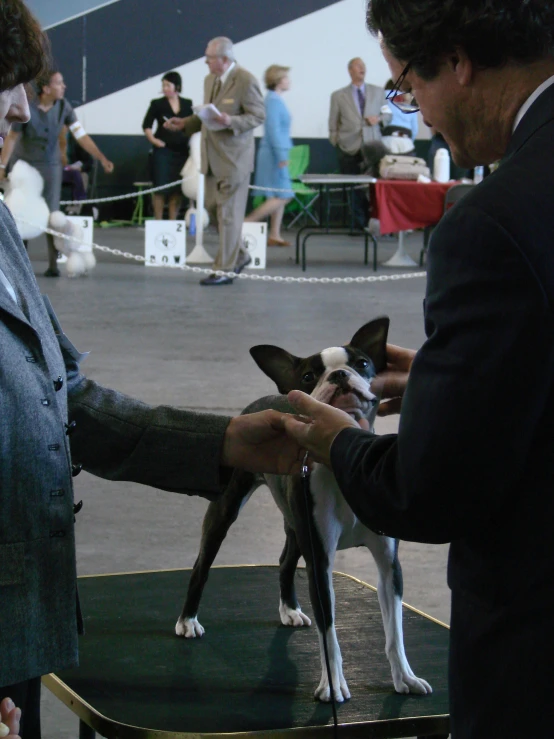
{"left": 23, "top": 226, "right": 450, "bottom": 738}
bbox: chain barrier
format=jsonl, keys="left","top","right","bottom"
{"left": 21, "top": 219, "right": 425, "bottom": 285}
{"left": 59, "top": 178, "right": 369, "bottom": 206}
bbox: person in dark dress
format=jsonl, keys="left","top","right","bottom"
{"left": 142, "top": 71, "right": 193, "bottom": 220}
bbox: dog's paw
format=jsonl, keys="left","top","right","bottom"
{"left": 392, "top": 669, "right": 432, "bottom": 695}
{"left": 314, "top": 670, "right": 351, "bottom": 703}
{"left": 279, "top": 600, "right": 311, "bottom": 627}
{"left": 175, "top": 616, "right": 205, "bottom": 638}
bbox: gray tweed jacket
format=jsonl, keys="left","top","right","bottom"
{"left": 0, "top": 203, "right": 230, "bottom": 686}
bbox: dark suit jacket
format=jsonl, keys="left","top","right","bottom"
{"left": 330, "top": 84, "right": 554, "bottom": 738}
{"left": 0, "top": 203, "right": 230, "bottom": 687}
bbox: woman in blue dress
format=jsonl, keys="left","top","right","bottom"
{"left": 245, "top": 65, "right": 293, "bottom": 246}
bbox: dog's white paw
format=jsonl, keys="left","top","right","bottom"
{"left": 314, "top": 668, "right": 351, "bottom": 703}
{"left": 175, "top": 616, "right": 205, "bottom": 638}
{"left": 392, "top": 668, "right": 432, "bottom": 695}
{"left": 279, "top": 600, "right": 311, "bottom": 627}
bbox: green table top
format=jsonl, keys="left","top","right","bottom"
{"left": 44, "top": 566, "right": 450, "bottom": 738}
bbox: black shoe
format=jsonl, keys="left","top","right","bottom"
{"left": 200, "top": 273, "right": 234, "bottom": 286}
{"left": 44, "top": 267, "right": 60, "bottom": 277}
{"left": 233, "top": 251, "right": 252, "bottom": 274}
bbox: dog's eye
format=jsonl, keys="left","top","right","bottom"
{"left": 302, "top": 371, "right": 315, "bottom": 384}
{"left": 355, "top": 359, "right": 369, "bottom": 371}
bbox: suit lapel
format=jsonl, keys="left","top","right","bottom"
{"left": 217, "top": 65, "right": 238, "bottom": 104}
{"left": 344, "top": 85, "right": 361, "bottom": 119}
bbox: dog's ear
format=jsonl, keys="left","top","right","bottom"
{"left": 250, "top": 345, "right": 301, "bottom": 394}
{"left": 349, "top": 316, "right": 390, "bottom": 373}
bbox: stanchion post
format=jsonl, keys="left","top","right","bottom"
{"left": 186, "top": 172, "right": 212, "bottom": 264}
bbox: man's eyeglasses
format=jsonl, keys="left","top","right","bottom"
{"left": 386, "top": 63, "right": 419, "bottom": 114}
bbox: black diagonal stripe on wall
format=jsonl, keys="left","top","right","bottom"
{"left": 47, "top": 0, "right": 342, "bottom": 107}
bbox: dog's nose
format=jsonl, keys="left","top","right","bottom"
{"left": 332, "top": 369, "right": 349, "bottom": 380}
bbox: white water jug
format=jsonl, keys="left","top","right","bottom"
{"left": 433, "top": 148, "right": 450, "bottom": 183}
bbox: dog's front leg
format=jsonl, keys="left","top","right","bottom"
{"left": 278, "top": 522, "right": 311, "bottom": 627}
{"left": 176, "top": 469, "right": 256, "bottom": 638}
{"left": 367, "top": 535, "right": 432, "bottom": 695}
{"left": 289, "top": 477, "right": 350, "bottom": 703}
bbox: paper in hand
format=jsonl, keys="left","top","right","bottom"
{"left": 193, "top": 104, "right": 226, "bottom": 131}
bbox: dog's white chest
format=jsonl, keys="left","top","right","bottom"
{"left": 310, "top": 464, "right": 369, "bottom": 550}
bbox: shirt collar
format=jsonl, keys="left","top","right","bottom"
{"left": 513, "top": 74, "right": 554, "bottom": 132}
{"left": 219, "top": 61, "right": 236, "bottom": 87}
{"left": 351, "top": 82, "right": 365, "bottom": 92}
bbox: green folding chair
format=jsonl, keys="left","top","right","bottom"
{"left": 285, "top": 145, "right": 319, "bottom": 228}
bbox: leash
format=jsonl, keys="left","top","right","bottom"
{"left": 301, "top": 452, "right": 339, "bottom": 738}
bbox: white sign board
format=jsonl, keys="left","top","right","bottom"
{"left": 241, "top": 222, "right": 267, "bottom": 269}
{"left": 145, "top": 220, "right": 186, "bottom": 268}
{"left": 57, "top": 216, "right": 94, "bottom": 264}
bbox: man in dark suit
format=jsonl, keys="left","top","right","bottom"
{"left": 283, "top": 1, "right": 554, "bottom": 736}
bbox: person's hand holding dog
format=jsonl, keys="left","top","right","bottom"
{"left": 372, "top": 344, "right": 416, "bottom": 416}
{"left": 221, "top": 410, "right": 307, "bottom": 476}
{"left": 0, "top": 698, "right": 21, "bottom": 739}
{"left": 281, "top": 392, "right": 363, "bottom": 467}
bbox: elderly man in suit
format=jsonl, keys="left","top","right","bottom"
{"left": 328, "top": 58, "right": 388, "bottom": 230}
{"left": 166, "top": 37, "right": 265, "bottom": 286}
{"left": 284, "top": 0, "right": 554, "bottom": 737}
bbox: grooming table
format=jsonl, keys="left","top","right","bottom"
{"left": 43, "top": 566, "right": 450, "bottom": 739}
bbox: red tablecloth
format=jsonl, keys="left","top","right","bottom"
{"left": 371, "top": 180, "right": 455, "bottom": 234}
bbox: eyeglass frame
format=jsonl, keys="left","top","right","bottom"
{"left": 386, "top": 62, "right": 420, "bottom": 114}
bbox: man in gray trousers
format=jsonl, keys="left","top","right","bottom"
{"left": 0, "top": 9, "right": 302, "bottom": 738}
{"left": 166, "top": 37, "right": 265, "bottom": 286}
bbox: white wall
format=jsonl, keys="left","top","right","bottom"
{"left": 76, "top": 0, "right": 429, "bottom": 140}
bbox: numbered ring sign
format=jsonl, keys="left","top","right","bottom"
{"left": 145, "top": 220, "right": 186, "bottom": 268}
{"left": 58, "top": 216, "right": 94, "bottom": 264}
{"left": 241, "top": 222, "right": 267, "bottom": 269}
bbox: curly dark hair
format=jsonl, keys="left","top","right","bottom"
{"left": 0, "top": 0, "right": 50, "bottom": 91}
{"left": 367, "top": 0, "right": 554, "bottom": 80}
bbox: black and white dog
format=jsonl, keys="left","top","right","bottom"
{"left": 176, "top": 317, "right": 431, "bottom": 702}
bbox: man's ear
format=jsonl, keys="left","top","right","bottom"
{"left": 250, "top": 345, "right": 300, "bottom": 394}
{"left": 449, "top": 47, "right": 473, "bottom": 87}
{"left": 349, "top": 316, "right": 390, "bottom": 373}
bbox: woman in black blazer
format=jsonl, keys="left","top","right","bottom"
{"left": 142, "top": 71, "right": 193, "bottom": 220}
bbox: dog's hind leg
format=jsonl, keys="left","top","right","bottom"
{"left": 289, "top": 475, "right": 350, "bottom": 703}
{"left": 366, "top": 534, "right": 432, "bottom": 694}
{"left": 176, "top": 469, "right": 257, "bottom": 639}
{"left": 278, "top": 523, "right": 311, "bottom": 627}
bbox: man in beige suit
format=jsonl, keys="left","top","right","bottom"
{"left": 166, "top": 37, "right": 265, "bottom": 285}
{"left": 329, "top": 58, "right": 388, "bottom": 229}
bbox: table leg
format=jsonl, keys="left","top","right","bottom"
{"left": 79, "top": 719, "right": 96, "bottom": 738}
{"left": 382, "top": 231, "right": 418, "bottom": 268}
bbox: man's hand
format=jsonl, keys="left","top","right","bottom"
{"left": 221, "top": 410, "right": 306, "bottom": 475}
{"left": 0, "top": 697, "right": 21, "bottom": 739}
{"left": 281, "top": 391, "right": 361, "bottom": 467}
{"left": 101, "top": 157, "right": 114, "bottom": 174}
{"left": 214, "top": 112, "right": 231, "bottom": 127}
{"left": 372, "top": 343, "right": 416, "bottom": 416}
{"left": 365, "top": 115, "right": 380, "bottom": 126}
{"left": 164, "top": 117, "right": 186, "bottom": 132}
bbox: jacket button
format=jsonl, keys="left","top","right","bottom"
{"left": 65, "top": 420, "right": 77, "bottom": 435}
{"left": 48, "top": 443, "right": 60, "bottom": 451}
{"left": 50, "top": 530, "right": 66, "bottom": 538}
{"left": 72, "top": 463, "right": 83, "bottom": 477}
{"left": 53, "top": 376, "right": 64, "bottom": 391}
{"left": 41, "top": 398, "right": 50, "bottom": 406}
